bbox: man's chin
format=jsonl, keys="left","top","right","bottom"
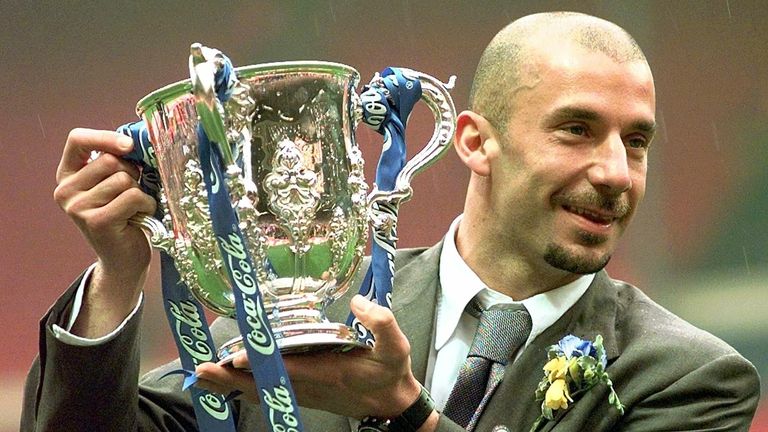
{"left": 543, "top": 243, "right": 612, "bottom": 274}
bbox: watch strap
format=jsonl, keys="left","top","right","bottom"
{"left": 388, "top": 384, "right": 435, "bottom": 432}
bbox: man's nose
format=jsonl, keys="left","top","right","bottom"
{"left": 588, "top": 134, "right": 632, "bottom": 195}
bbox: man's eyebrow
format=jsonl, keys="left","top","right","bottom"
{"left": 545, "top": 106, "right": 657, "bottom": 136}
{"left": 544, "top": 107, "right": 602, "bottom": 124}
{"left": 632, "top": 120, "right": 657, "bottom": 136}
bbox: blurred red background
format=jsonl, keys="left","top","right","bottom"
{"left": 2, "top": 1, "right": 766, "bottom": 429}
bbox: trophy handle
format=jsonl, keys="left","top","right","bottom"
{"left": 367, "top": 70, "right": 457, "bottom": 204}
{"left": 189, "top": 43, "right": 237, "bottom": 167}
{"left": 128, "top": 213, "right": 175, "bottom": 253}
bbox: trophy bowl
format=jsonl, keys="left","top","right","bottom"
{"left": 130, "top": 47, "right": 456, "bottom": 359}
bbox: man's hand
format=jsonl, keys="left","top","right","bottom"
{"left": 196, "top": 295, "right": 436, "bottom": 426}
{"left": 54, "top": 128, "right": 157, "bottom": 337}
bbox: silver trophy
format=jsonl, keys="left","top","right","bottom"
{"left": 131, "top": 44, "right": 456, "bottom": 357}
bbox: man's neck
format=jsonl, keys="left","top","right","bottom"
{"left": 455, "top": 220, "right": 579, "bottom": 300}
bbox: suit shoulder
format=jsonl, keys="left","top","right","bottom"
{"left": 393, "top": 247, "right": 432, "bottom": 267}
{"left": 610, "top": 278, "right": 751, "bottom": 366}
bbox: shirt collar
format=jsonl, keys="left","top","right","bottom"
{"left": 436, "top": 214, "right": 594, "bottom": 350}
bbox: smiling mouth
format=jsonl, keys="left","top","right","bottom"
{"left": 563, "top": 205, "right": 618, "bottom": 226}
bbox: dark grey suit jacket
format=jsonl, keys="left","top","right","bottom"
{"left": 23, "top": 244, "right": 760, "bottom": 431}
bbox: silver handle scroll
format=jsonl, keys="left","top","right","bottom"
{"left": 365, "top": 69, "right": 457, "bottom": 208}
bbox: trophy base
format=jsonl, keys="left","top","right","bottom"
{"left": 217, "top": 322, "right": 370, "bottom": 365}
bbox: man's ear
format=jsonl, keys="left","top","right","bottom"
{"left": 454, "top": 110, "right": 497, "bottom": 177}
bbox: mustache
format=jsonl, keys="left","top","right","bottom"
{"left": 553, "top": 190, "right": 632, "bottom": 219}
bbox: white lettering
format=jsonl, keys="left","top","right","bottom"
{"left": 210, "top": 165, "right": 220, "bottom": 194}
{"left": 217, "top": 233, "right": 275, "bottom": 355}
{"left": 243, "top": 293, "right": 275, "bottom": 355}
{"left": 168, "top": 300, "right": 213, "bottom": 364}
{"left": 263, "top": 385, "right": 299, "bottom": 432}
{"left": 199, "top": 393, "right": 230, "bottom": 420}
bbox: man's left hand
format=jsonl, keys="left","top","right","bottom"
{"left": 195, "top": 294, "right": 424, "bottom": 419}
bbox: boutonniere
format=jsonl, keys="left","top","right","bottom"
{"left": 530, "top": 334, "right": 623, "bottom": 431}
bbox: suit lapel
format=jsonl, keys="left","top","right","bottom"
{"left": 326, "top": 244, "right": 441, "bottom": 383}
{"left": 391, "top": 244, "right": 442, "bottom": 382}
{"left": 474, "top": 271, "right": 623, "bottom": 432}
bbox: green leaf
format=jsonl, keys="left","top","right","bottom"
{"left": 594, "top": 335, "right": 607, "bottom": 365}
{"left": 583, "top": 367, "right": 596, "bottom": 383}
{"left": 542, "top": 405, "right": 554, "bottom": 420}
{"left": 535, "top": 378, "right": 550, "bottom": 400}
{"left": 569, "top": 360, "right": 583, "bottom": 387}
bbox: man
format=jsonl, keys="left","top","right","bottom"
{"left": 23, "top": 11, "right": 760, "bottom": 432}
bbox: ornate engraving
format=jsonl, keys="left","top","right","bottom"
{"left": 263, "top": 139, "right": 320, "bottom": 255}
{"left": 326, "top": 206, "right": 348, "bottom": 279}
{"left": 346, "top": 145, "right": 369, "bottom": 272}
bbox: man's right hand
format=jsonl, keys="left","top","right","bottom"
{"left": 53, "top": 128, "right": 157, "bottom": 337}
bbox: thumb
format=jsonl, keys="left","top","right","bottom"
{"left": 350, "top": 295, "right": 409, "bottom": 356}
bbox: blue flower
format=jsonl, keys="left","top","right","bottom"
{"left": 556, "top": 335, "right": 594, "bottom": 358}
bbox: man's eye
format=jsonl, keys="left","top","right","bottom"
{"left": 564, "top": 125, "right": 587, "bottom": 136}
{"left": 627, "top": 137, "right": 648, "bottom": 149}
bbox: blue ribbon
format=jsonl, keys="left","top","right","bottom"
{"left": 118, "top": 51, "right": 304, "bottom": 431}
{"left": 197, "top": 124, "right": 304, "bottom": 432}
{"left": 118, "top": 122, "right": 238, "bottom": 431}
{"left": 195, "top": 52, "right": 304, "bottom": 432}
{"left": 347, "top": 68, "right": 422, "bottom": 346}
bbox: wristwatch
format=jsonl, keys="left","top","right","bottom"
{"left": 359, "top": 385, "right": 435, "bottom": 432}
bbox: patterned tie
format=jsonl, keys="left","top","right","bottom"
{"left": 442, "top": 301, "right": 532, "bottom": 430}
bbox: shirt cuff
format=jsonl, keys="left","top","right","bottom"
{"left": 51, "top": 263, "right": 144, "bottom": 346}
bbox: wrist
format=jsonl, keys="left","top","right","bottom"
{"left": 92, "top": 261, "right": 146, "bottom": 301}
{"left": 70, "top": 263, "right": 146, "bottom": 338}
{"left": 360, "top": 384, "right": 435, "bottom": 432}
{"left": 416, "top": 410, "right": 438, "bottom": 432}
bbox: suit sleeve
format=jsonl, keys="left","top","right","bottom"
{"left": 20, "top": 272, "right": 199, "bottom": 432}
{"left": 435, "top": 414, "right": 474, "bottom": 431}
{"left": 618, "top": 352, "right": 761, "bottom": 432}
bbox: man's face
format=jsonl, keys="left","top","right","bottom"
{"left": 487, "top": 42, "right": 656, "bottom": 276}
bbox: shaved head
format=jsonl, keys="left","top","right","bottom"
{"left": 469, "top": 12, "right": 648, "bottom": 133}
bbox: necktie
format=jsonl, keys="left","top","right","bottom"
{"left": 442, "top": 301, "right": 532, "bottom": 430}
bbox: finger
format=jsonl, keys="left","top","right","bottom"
{"left": 194, "top": 379, "right": 232, "bottom": 396}
{"left": 229, "top": 350, "right": 250, "bottom": 370}
{"left": 97, "top": 186, "right": 157, "bottom": 222}
{"left": 62, "top": 169, "right": 139, "bottom": 215}
{"left": 64, "top": 174, "right": 154, "bottom": 226}
{"left": 283, "top": 350, "right": 346, "bottom": 384}
{"left": 85, "top": 153, "right": 142, "bottom": 182}
{"left": 349, "top": 295, "right": 410, "bottom": 358}
{"left": 54, "top": 155, "right": 142, "bottom": 214}
{"left": 57, "top": 128, "right": 134, "bottom": 183}
{"left": 195, "top": 362, "right": 259, "bottom": 402}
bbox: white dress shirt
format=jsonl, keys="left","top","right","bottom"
{"left": 425, "top": 215, "right": 593, "bottom": 410}
{"left": 52, "top": 263, "right": 144, "bottom": 346}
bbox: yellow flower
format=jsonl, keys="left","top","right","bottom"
{"left": 544, "top": 378, "right": 573, "bottom": 410}
{"left": 543, "top": 356, "right": 568, "bottom": 382}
